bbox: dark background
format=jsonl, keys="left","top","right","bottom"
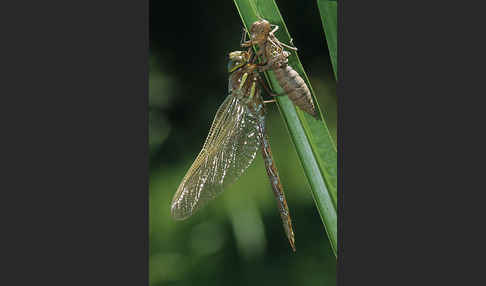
{"left": 150, "top": 1, "right": 337, "bottom": 286}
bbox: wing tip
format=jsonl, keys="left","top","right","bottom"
{"left": 170, "top": 203, "right": 190, "bottom": 221}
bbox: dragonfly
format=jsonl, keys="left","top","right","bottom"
{"left": 170, "top": 50, "right": 296, "bottom": 251}
{"left": 241, "top": 18, "right": 318, "bottom": 118}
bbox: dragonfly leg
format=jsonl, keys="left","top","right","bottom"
{"left": 247, "top": 52, "right": 271, "bottom": 72}
{"left": 267, "top": 26, "right": 298, "bottom": 51}
{"left": 241, "top": 40, "right": 252, "bottom": 48}
{"left": 256, "top": 60, "right": 274, "bottom": 72}
{"left": 278, "top": 38, "right": 298, "bottom": 51}
{"left": 269, "top": 24, "right": 298, "bottom": 50}
{"left": 269, "top": 24, "right": 279, "bottom": 36}
{"left": 249, "top": 49, "right": 258, "bottom": 63}
{"left": 241, "top": 35, "right": 255, "bottom": 48}
{"left": 240, "top": 27, "right": 249, "bottom": 46}
{"left": 258, "top": 76, "right": 280, "bottom": 97}
{"left": 264, "top": 99, "right": 277, "bottom": 104}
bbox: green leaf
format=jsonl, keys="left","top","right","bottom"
{"left": 317, "top": 0, "right": 338, "bottom": 80}
{"left": 233, "top": 0, "right": 338, "bottom": 257}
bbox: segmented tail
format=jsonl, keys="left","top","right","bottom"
{"left": 274, "top": 66, "right": 317, "bottom": 117}
{"left": 255, "top": 108, "right": 296, "bottom": 251}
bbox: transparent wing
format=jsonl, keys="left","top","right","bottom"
{"left": 170, "top": 94, "right": 260, "bottom": 220}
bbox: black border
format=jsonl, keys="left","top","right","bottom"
{"left": 2, "top": 1, "right": 149, "bottom": 284}
{"left": 339, "top": 0, "right": 473, "bottom": 284}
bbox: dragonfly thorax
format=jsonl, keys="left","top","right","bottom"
{"left": 227, "top": 51, "right": 250, "bottom": 73}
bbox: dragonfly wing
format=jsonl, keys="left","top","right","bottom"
{"left": 171, "top": 94, "right": 260, "bottom": 220}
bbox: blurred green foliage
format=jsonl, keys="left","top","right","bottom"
{"left": 150, "top": 1, "right": 337, "bottom": 285}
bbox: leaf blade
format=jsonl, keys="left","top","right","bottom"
{"left": 233, "top": 0, "right": 338, "bottom": 257}
{"left": 317, "top": 0, "right": 338, "bottom": 80}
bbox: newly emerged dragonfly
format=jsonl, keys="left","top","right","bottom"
{"left": 241, "top": 19, "right": 318, "bottom": 118}
{"left": 170, "top": 50, "right": 296, "bottom": 251}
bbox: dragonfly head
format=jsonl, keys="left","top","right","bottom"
{"left": 228, "top": 51, "right": 250, "bottom": 73}
{"left": 250, "top": 19, "right": 271, "bottom": 43}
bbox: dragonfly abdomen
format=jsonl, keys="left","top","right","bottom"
{"left": 273, "top": 65, "right": 317, "bottom": 117}
{"left": 256, "top": 116, "right": 296, "bottom": 252}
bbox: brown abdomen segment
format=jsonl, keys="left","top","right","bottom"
{"left": 274, "top": 66, "right": 317, "bottom": 117}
